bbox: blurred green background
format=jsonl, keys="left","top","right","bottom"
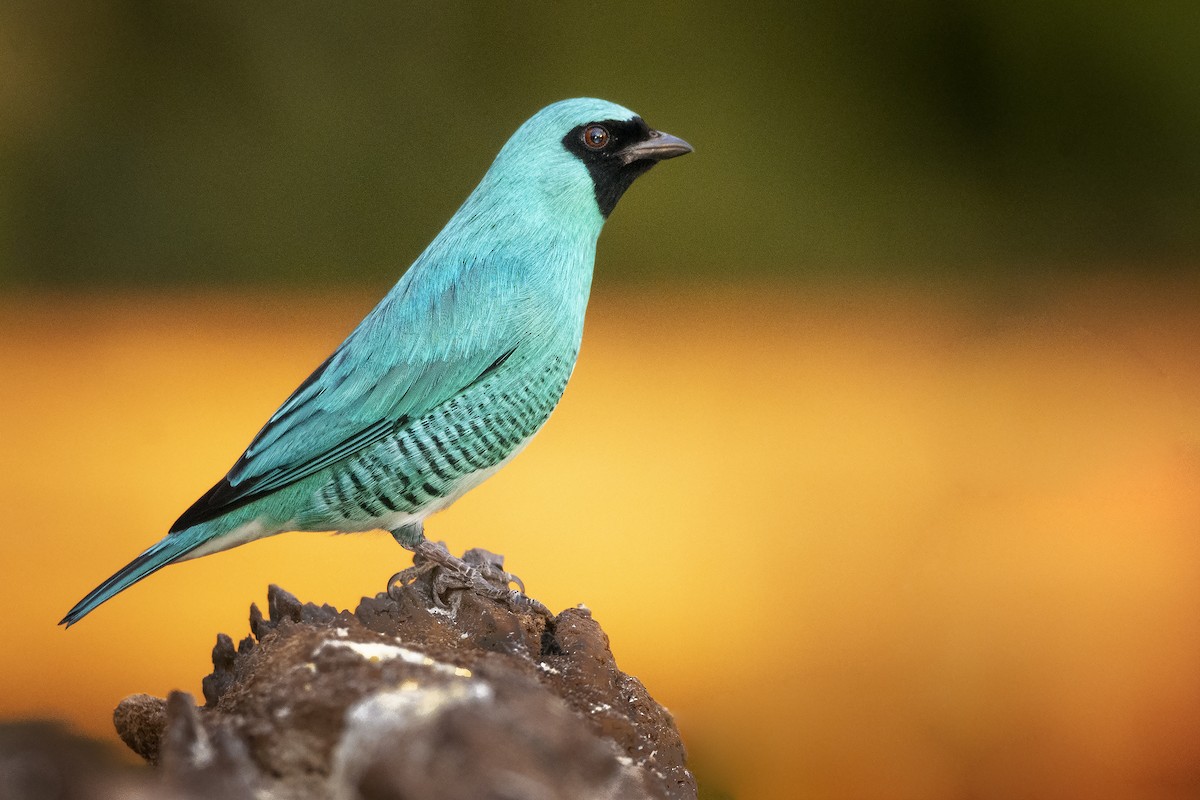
{"left": 3, "top": 1, "right": 1198, "bottom": 289}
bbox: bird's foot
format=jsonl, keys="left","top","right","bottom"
{"left": 387, "top": 541, "right": 550, "bottom": 617}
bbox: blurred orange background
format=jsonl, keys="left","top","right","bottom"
{"left": 5, "top": 6, "right": 1200, "bottom": 796}
{"left": 3, "top": 277, "right": 1199, "bottom": 799}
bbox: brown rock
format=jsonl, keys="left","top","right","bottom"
{"left": 113, "top": 693, "right": 167, "bottom": 764}
{"left": 113, "top": 552, "right": 696, "bottom": 800}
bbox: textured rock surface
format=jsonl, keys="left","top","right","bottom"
{"left": 112, "top": 551, "right": 696, "bottom": 799}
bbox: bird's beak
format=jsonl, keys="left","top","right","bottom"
{"left": 618, "top": 130, "right": 694, "bottom": 165}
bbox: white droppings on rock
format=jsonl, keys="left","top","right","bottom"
{"left": 314, "top": 638, "right": 472, "bottom": 678}
{"left": 328, "top": 680, "right": 494, "bottom": 800}
{"left": 357, "top": 680, "right": 491, "bottom": 724}
{"left": 426, "top": 603, "right": 458, "bottom": 620}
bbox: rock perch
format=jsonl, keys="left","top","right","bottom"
{"left": 113, "top": 550, "right": 696, "bottom": 800}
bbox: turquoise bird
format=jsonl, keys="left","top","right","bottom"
{"left": 61, "top": 98, "right": 691, "bottom": 626}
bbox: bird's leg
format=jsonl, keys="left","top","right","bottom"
{"left": 389, "top": 521, "right": 426, "bottom": 549}
{"left": 387, "top": 522, "right": 436, "bottom": 591}
{"left": 386, "top": 524, "right": 549, "bottom": 616}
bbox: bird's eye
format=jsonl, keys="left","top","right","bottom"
{"left": 583, "top": 124, "right": 610, "bottom": 150}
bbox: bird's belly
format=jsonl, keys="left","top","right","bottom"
{"left": 298, "top": 350, "right": 574, "bottom": 532}
{"left": 370, "top": 432, "right": 535, "bottom": 528}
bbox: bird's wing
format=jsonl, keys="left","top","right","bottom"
{"left": 170, "top": 288, "right": 520, "bottom": 532}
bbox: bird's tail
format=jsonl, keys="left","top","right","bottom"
{"left": 59, "top": 533, "right": 202, "bottom": 627}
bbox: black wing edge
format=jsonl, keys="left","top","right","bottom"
{"left": 170, "top": 345, "right": 520, "bottom": 533}
{"left": 170, "top": 417, "right": 401, "bottom": 533}
{"left": 170, "top": 474, "right": 265, "bottom": 533}
{"left": 170, "top": 352, "right": 341, "bottom": 533}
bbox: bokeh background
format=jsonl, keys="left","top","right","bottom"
{"left": 3, "top": 3, "right": 1200, "bottom": 798}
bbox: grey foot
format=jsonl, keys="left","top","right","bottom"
{"left": 387, "top": 540, "right": 549, "bottom": 617}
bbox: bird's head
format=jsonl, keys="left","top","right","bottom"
{"left": 484, "top": 98, "right": 692, "bottom": 224}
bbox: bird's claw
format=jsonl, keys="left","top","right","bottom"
{"left": 386, "top": 563, "right": 429, "bottom": 601}
{"left": 472, "top": 557, "right": 526, "bottom": 595}
{"left": 388, "top": 542, "right": 549, "bottom": 616}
